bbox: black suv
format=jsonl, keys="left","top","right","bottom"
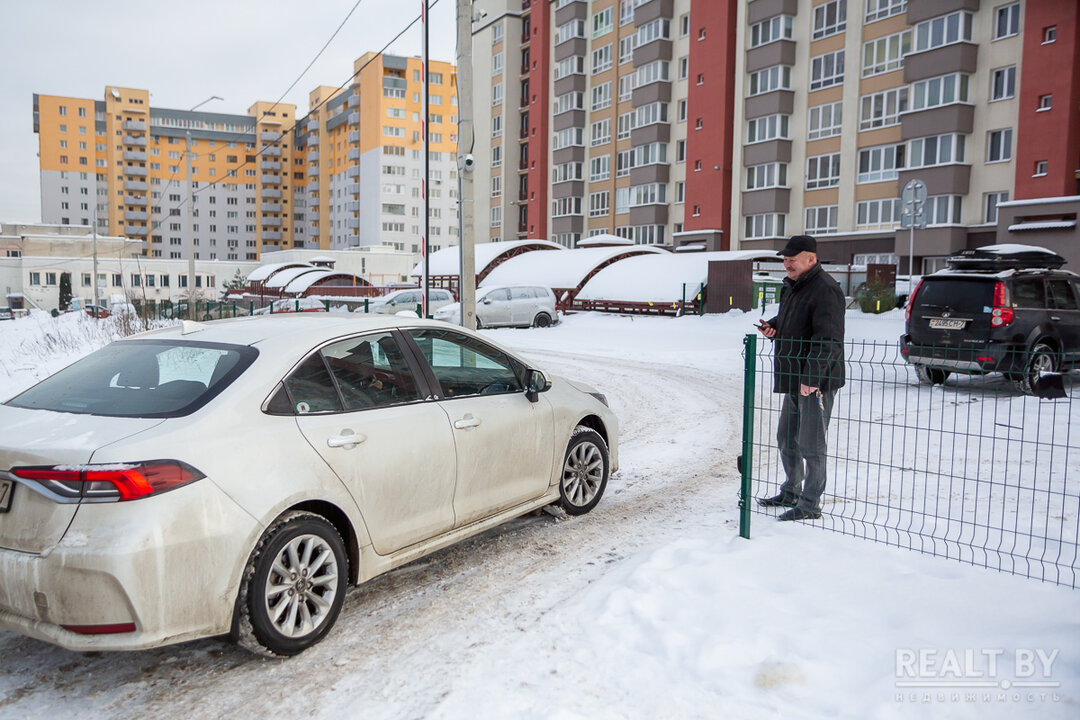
{"left": 900, "top": 246, "right": 1080, "bottom": 393}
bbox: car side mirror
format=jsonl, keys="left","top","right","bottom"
{"left": 482, "top": 298, "right": 493, "bottom": 305}
{"left": 524, "top": 369, "right": 550, "bottom": 403}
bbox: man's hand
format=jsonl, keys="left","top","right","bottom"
{"left": 800, "top": 384, "right": 818, "bottom": 396}
{"left": 757, "top": 320, "right": 776, "bottom": 338}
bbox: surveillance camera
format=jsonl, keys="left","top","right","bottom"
{"left": 462, "top": 154, "right": 475, "bottom": 172}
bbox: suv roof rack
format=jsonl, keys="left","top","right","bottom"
{"left": 945, "top": 247, "right": 1066, "bottom": 271}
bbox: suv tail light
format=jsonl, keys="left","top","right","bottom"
{"left": 990, "top": 281, "right": 1014, "bottom": 327}
{"left": 905, "top": 278, "right": 925, "bottom": 323}
{"left": 12, "top": 461, "right": 204, "bottom": 503}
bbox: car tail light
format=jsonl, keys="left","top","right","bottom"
{"left": 12, "top": 461, "right": 204, "bottom": 503}
{"left": 990, "top": 281, "right": 1014, "bottom": 327}
{"left": 905, "top": 279, "right": 925, "bottom": 323}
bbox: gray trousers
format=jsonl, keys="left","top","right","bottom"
{"left": 776, "top": 389, "right": 836, "bottom": 512}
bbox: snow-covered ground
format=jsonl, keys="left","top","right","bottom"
{"left": 0, "top": 310, "right": 1077, "bottom": 720}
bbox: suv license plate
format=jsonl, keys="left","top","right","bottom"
{"left": 0, "top": 478, "right": 12, "bottom": 513}
{"left": 929, "top": 318, "right": 966, "bottom": 330}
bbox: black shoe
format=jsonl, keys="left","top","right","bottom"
{"left": 757, "top": 493, "right": 799, "bottom": 508}
{"left": 778, "top": 507, "right": 822, "bottom": 522}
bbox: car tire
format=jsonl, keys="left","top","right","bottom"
{"left": 559, "top": 426, "right": 609, "bottom": 516}
{"left": 533, "top": 313, "right": 553, "bottom": 328}
{"left": 915, "top": 365, "right": 950, "bottom": 385}
{"left": 474, "top": 317, "right": 483, "bottom": 330}
{"left": 1016, "top": 342, "right": 1057, "bottom": 395}
{"left": 236, "top": 511, "right": 348, "bottom": 657}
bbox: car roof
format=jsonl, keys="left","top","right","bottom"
{"left": 927, "top": 268, "right": 1079, "bottom": 281}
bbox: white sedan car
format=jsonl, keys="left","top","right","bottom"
{"left": 0, "top": 315, "right": 617, "bottom": 656}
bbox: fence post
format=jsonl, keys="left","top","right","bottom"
{"left": 740, "top": 333, "right": 757, "bottom": 539}
{"left": 698, "top": 283, "right": 706, "bottom": 316}
{"left": 364, "top": 298, "right": 369, "bottom": 314}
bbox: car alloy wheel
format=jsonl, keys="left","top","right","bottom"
{"left": 533, "top": 313, "right": 552, "bottom": 328}
{"left": 238, "top": 511, "right": 348, "bottom": 656}
{"left": 560, "top": 427, "right": 609, "bottom": 515}
{"left": 1017, "top": 342, "right": 1057, "bottom": 395}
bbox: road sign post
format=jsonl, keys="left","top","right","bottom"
{"left": 901, "top": 179, "right": 927, "bottom": 278}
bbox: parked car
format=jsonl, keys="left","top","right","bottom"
{"left": 253, "top": 297, "right": 328, "bottom": 315}
{"left": 0, "top": 315, "right": 617, "bottom": 656}
{"left": 900, "top": 245, "right": 1080, "bottom": 392}
{"left": 434, "top": 285, "right": 558, "bottom": 328}
{"left": 363, "top": 288, "right": 454, "bottom": 315}
{"left": 0, "top": 307, "right": 13, "bottom": 321}
{"left": 84, "top": 304, "right": 111, "bottom": 319}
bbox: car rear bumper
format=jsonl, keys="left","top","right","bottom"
{"left": 900, "top": 335, "right": 1021, "bottom": 374}
{"left": 0, "top": 481, "right": 256, "bottom": 652}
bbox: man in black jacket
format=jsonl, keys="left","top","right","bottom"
{"left": 755, "top": 235, "right": 845, "bottom": 521}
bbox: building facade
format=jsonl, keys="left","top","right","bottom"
{"left": 472, "top": 0, "right": 739, "bottom": 250}
{"left": 731, "top": 0, "right": 1080, "bottom": 273}
{"left": 33, "top": 54, "right": 460, "bottom": 264}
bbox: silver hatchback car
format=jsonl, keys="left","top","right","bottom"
{"left": 434, "top": 285, "right": 558, "bottom": 328}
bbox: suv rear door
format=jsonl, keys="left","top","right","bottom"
{"left": 908, "top": 277, "right": 995, "bottom": 348}
{"left": 1047, "top": 278, "right": 1080, "bottom": 367}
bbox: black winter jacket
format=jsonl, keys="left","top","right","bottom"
{"left": 766, "top": 263, "right": 846, "bottom": 393}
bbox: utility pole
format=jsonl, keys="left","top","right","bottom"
{"left": 456, "top": 0, "right": 476, "bottom": 330}
{"left": 421, "top": 0, "right": 431, "bottom": 318}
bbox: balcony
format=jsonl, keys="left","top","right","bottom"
{"left": 261, "top": 174, "right": 282, "bottom": 184}
{"left": 348, "top": 94, "right": 360, "bottom": 108}
{"left": 348, "top": 130, "right": 360, "bottom": 143}
{"left": 261, "top": 202, "right": 282, "bottom": 212}
{"left": 123, "top": 119, "right": 146, "bottom": 132}
{"left": 263, "top": 216, "right": 282, "bottom": 227}
{"left": 125, "top": 195, "right": 147, "bottom": 206}
{"left": 262, "top": 188, "right": 283, "bottom": 199}
{"left": 347, "top": 148, "right": 361, "bottom": 161}
{"left": 260, "top": 130, "right": 282, "bottom": 142}
{"left": 306, "top": 118, "right": 319, "bottom": 133}
{"left": 347, "top": 166, "right": 361, "bottom": 178}
{"left": 262, "top": 230, "right": 282, "bottom": 241}
{"left": 307, "top": 151, "right": 320, "bottom": 163}
{"left": 124, "top": 180, "right": 148, "bottom": 191}
{"left": 261, "top": 160, "right": 282, "bottom": 171}
{"left": 123, "top": 150, "right": 146, "bottom": 161}
{"left": 345, "top": 182, "right": 360, "bottom": 194}
{"left": 125, "top": 165, "right": 148, "bottom": 177}
{"left": 261, "top": 145, "right": 281, "bottom": 157}
{"left": 126, "top": 225, "right": 149, "bottom": 236}
{"left": 347, "top": 218, "right": 361, "bottom": 229}
{"left": 346, "top": 201, "right": 361, "bottom": 212}
{"left": 123, "top": 135, "right": 147, "bottom": 146}
{"left": 124, "top": 210, "right": 149, "bottom": 221}
{"left": 306, "top": 135, "right": 319, "bottom": 147}
{"left": 348, "top": 112, "right": 360, "bottom": 125}
{"left": 309, "top": 181, "right": 320, "bottom": 192}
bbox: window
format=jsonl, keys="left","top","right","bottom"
{"left": 615, "top": 187, "right": 630, "bottom": 214}
{"left": 590, "top": 155, "right": 610, "bottom": 182}
{"left": 913, "top": 11, "right": 973, "bottom": 53}
{"left": 926, "top": 195, "right": 962, "bottom": 225}
{"left": 676, "top": 140, "right": 686, "bottom": 161}
{"left": 857, "top": 143, "right": 905, "bottom": 183}
{"left": 748, "top": 65, "right": 792, "bottom": 96}
{"left": 617, "top": 111, "right": 636, "bottom": 140}
{"left": 635, "top": 102, "right": 668, "bottom": 127}
{"left": 492, "top": 21, "right": 503, "bottom": 45}
{"left": 910, "top": 73, "right": 969, "bottom": 110}
{"left": 994, "top": 3, "right": 1020, "bottom": 39}
{"left": 629, "top": 184, "right": 667, "bottom": 207}
{"left": 856, "top": 198, "right": 901, "bottom": 229}
{"left": 492, "top": 52, "right": 503, "bottom": 75}
{"left": 555, "top": 55, "right": 585, "bottom": 79}
{"left": 492, "top": 83, "right": 503, "bottom": 106}
{"left": 591, "top": 119, "right": 611, "bottom": 146}
{"left": 491, "top": 206, "right": 502, "bottom": 227}
{"left": 810, "top": 50, "right": 844, "bottom": 90}
{"left": 680, "top": 13, "right": 689, "bottom": 37}
{"left": 986, "top": 128, "right": 1012, "bottom": 163}
{"left": 618, "top": 74, "right": 637, "bottom": 102}
{"left": 1043, "top": 26, "right": 1057, "bottom": 44}
{"left": 805, "top": 205, "right": 839, "bottom": 234}
{"left": 491, "top": 145, "right": 502, "bottom": 167}
{"left": 1038, "top": 94, "right": 1053, "bottom": 111}
{"left": 553, "top": 162, "right": 583, "bottom": 184}
{"left": 745, "top": 162, "right": 788, "bottom": 190}
{"left": 554, "top": 127, "right": 584, "bottom": 149}
{"left": 862, "top": 30, "right": 910, "bottom": 76}
{"left": 554, "top": 91, "right": 584, "bottom": 114}
{"left": 591, "top": 82, "right": 612, "bottom": 111}
{"left": 675, "top": 181, "right": 685, "bottom": 203}
{"left": 908, "top": 133, "right": 965, "bottom": 168}
{"left": 745, "top": 213, "right": 786, "bottom": 239}
{"left": 618, "top": 35, "right": 637, "bottom": 64}
{"left": 808, "top": 101, "right": 843, "bottom": 140}
{"left": 635, "top": 60, "right": 670, "bottom": 87}
{"left": 620, "top": 0, "right": 635, "bottom": 26}
{"left": 984, "top": 191, "right": 1008, "bottom": 223}
{"left": 747, "top": 114, "right": 789, "bottom": 143}
{"left": 750, "top": 15, "right": 793, "bottom": 48}
{"left": 678, "top": 99, "right": 687, "bottom": 122}
{"left": 637, "top": 18, "right": 671, "bottom": 46}
{"left": 589, "top": 191, "right": 610, "bottom": 217}
{"left": 634, "top": 142, "right": 668, "bottom": 167}
{"left": 593, "top": 44, "right": 613, "bottom": 74}
{"left": 616, "top": 149, "right": 635, "bottom": 177}
{"left": 678, "top": 56, "right": 689, "bottom": 80}
{"left": 492, "top": 115, "right": 503, "bottom": 137}
{"left": 593, "top": 7, "right": 614, "bottom": 37}
{"left": 407, "top": 328, "right": 522, "bottom": 400}
{"left": 865, "top": 0, "right": 906, "bottom": 23}
{"left": 806, "top": 153, "right": 841, "bottom": 188}
{"left": 991, "top": 66, "right": 1016, "bottom": 101}
{"left": 1034, "top": 160, "right": 1048, "bottom": 176}
{"left": 552, "top": 197, "right": 583, "bottom": 217}
{"left": 812, "top": 0, "right": 847, "bottom": 40}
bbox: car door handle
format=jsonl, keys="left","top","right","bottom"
{"left": 327, "top": 430, "right": 366, "bottom": 448}
{"left": 453, "top": 414, "right": 482, "bottom": 430}
{"left": 1051, "top": 316, "right": 1061, "bottom": 322}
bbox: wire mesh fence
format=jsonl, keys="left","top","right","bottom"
{"left": 740, "top": 334, "right": 1080, "bottom": 588}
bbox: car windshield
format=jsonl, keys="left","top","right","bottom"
{"left": 6, "top": 339, "right": 257, "bottom": 417}
{"left": 913, "top": 279, "right": 995, "bottom": 313}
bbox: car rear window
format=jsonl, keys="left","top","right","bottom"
{"left": 6, "top": 339, "right": 257, "bottom": 417}
{"left": 913, "top": 279, "right": 995, "bottom": 314}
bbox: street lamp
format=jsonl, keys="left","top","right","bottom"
{"left": 185, "top": 95, "right": 223, "bottom": 318}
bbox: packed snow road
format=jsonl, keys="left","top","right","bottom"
{"left": 0, "top": 340, "right": 746, "bottom": 720}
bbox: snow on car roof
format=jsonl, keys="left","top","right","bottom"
{"left": 263, "top": 266, "right": 324, "bottom": 289}
{"left": 976, "top": 243, "right": 1057, "bottom": 254}
{"left": 576, "top": 250, "right": 778, "bottom": 303}
{"left": 412, "top": 239, "right": 564, "bottom": 276}
{"left": 481, "top": 245, "right": 669, "bottom": 290}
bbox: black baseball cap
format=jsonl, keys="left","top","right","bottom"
{"left": 777, "top": 234, "right": 817, "bottom": 257}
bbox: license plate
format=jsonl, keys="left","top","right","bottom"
{"left": 929, "top": 318, "right": 966, "bottom": 330}
{"left": 0, "top": 478, "right": 12, "bottom": 513}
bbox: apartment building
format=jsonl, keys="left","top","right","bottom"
{"left": 473, "top": 0, "right": 739, "bottom": 250}
{"left": 732, "top": 0, "right": 1080, "bottom": 273}
{"left": 33, "top": 53, "right": 461, "bottom": 264}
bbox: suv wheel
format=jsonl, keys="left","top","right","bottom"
{"left": 1016, "top": 343, "right": 1057, "bottom": 395}
{"left": 915, "top": 365, "right": 950, "bottom": 385}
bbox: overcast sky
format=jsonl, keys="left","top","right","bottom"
{"left": 0, "top": 0, "right": 458, "bottom": 223}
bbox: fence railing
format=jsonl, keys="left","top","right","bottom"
{"left": 739, "top": 334, "right": 1080, "bottom": 588}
